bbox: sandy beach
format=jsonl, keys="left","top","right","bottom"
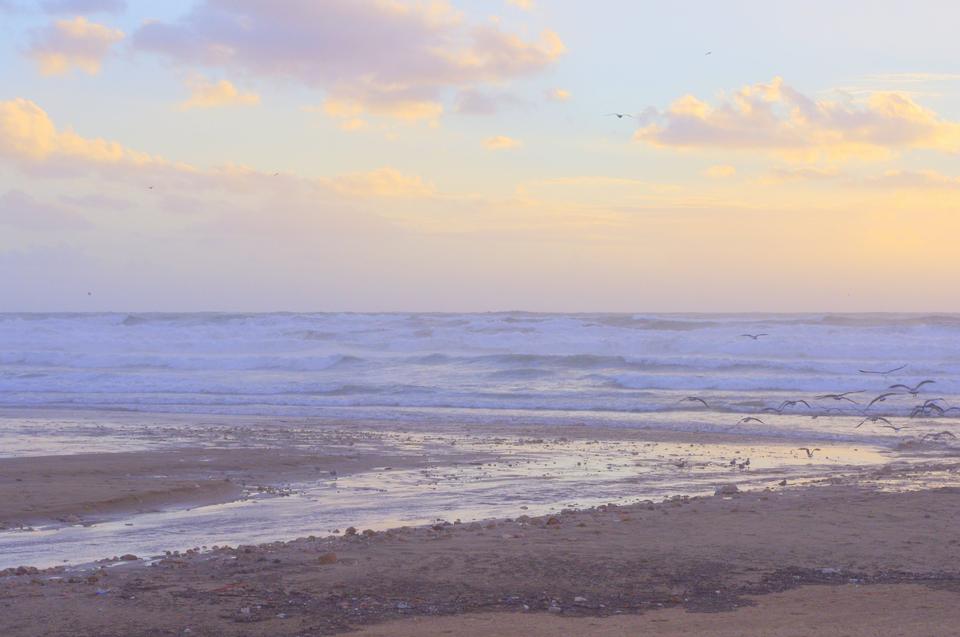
{"left": 2, "top": 411, "right": 960, "bottom": 636}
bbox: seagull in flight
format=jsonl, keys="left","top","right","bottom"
{"left": 606, "top": 113, "right": 633, "bottom": 119}
{"left": 888, "top": 380, "right": 935, "bottom": 396}
{"left": 859, "top": 364, "right": 907, "bottom": 375}
{"left": 736, "top": 417, "right": 765, "bottom": 425}
{"left": 740, "top": 333, "right": 768, "bottom": 340}
{"left": 798, "top": 447, "right": 820, "bottom": 458}
{"left": 679, "top": 396, "right": 710, "bottom": 408}
{"left": 879, "top": 423, "right": 910, "bottom": 432}
{"left": 856, "top": 416, "right": 893, "bottom": 429}
{"left": 815, "top": 391, "right": 863, "bottom": 403}
{"left": 866, "top": 392, "right": 899, "bottom": 409}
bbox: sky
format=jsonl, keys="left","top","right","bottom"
{"left": 2, "top": 0, "right": 960, "bottom": 312}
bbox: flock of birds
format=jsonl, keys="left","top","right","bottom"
{"left": 675, "top": 332, "right": 959, "bottom": 448}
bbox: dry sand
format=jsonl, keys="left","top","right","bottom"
{"left": 4, "top": 478, "right": 960, "bottom": 636}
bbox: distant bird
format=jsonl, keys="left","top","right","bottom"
{"left": 736, "top": 417, "right": 765, "bottom": 425}
{"left": 147, "top": 186, "right": 154, "bottom": 190}
{"left": 740, "top": 333, "right": 768, "bottom": 340}
{"left": 888, "top": 380, "right": 936, "bottom": 396}
{"left": 859, "top": 364, "right": 907, "bottom": 375}
{"left": 679, "top": 396, "right": 710, "bottom": 408}
{"left": 879, "top": 423, "right": 910, "bottom": 432}
{"left": 856, "top": 416, "right": 893, "bottom": 429}
{"left": 815, "top": 391, "right": 863, "bottom": 403}
{"left": 866, "top": 392, "right": 899, "bottom": 409}
{"left": 606, "top": 113, "right": 633, "bottom": 119}
{"left": 779, "top": 399, "right": 812, "bottom": 411}
{"left": 705, "top": 51, "right": 712, "bottom": 56}
{"left": 798, "top": 447, "right": 820, "bottom": 458}
{"left": 87, "top": 292, "right": 92, "bottom": 296}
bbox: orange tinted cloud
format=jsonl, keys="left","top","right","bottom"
{"left": 179, "top": 77, "right": 260, "bottom": 110}
{"left": 636, "top": 77, "right": 960, "bottom": 162}
{"left": 27, "top": 16, "right": 123, "bottom": 75}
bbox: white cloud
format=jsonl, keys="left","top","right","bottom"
{"left": 133, "top": 0, "right": 564, "bottom": 121}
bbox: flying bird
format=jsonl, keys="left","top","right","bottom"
{"left": 705, "top": 51, "right": 712, "bottom": 56}
{"left": 606, "top": 113, "right": 633, "bottom": 119}
{"left": 798, "top": 447, "right": 820, "bottom": 458}
{"left": 778, "top": 399, "right": 812, "bottom": 411}
{"left": 740, "top": 333, "right": 768, "bottom": 340}
{"left": 866, "top": 392, "right": 899, "bottom": 409}
{"left": 679, "top": 396, "right": 710, "bottom": 408}
{"left": 815, "top": 391, "right": 863, "bottom": 403}
{"left": 879, "top": 423, "right": 910, "bottom": 432}
{"left": 888, "top": 380, "right": 936, "bottom": 396}
{"left": 859, "top": 364, "right": 907, "bottom": 375}
{"left": 736, "top": 417, "right": 765, "bottom": 425}
{"left": 856, "top": 416, "right": 893, "bottom": 429}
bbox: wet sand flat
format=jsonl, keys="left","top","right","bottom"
{"left": 354, "top": 584, "right": 960, "bottom": 637}
{"left": 3, "top": 481, "right": 960, "bottom": 636}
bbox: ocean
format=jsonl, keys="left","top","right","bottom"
{"left": 2, "top": 312, "right": 958, "bottom": 443}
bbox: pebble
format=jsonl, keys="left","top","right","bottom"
{"left": 714, "top": 483, "right": 739, "bottom": 496}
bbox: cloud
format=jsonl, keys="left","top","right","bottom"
{"left": 133, "top": 0, "right": 564, "bottom": 121}
{"left": 864, "top": 169, "right": 960, "bottom": 190}
{"left": 704, "top": 164, "right": 736, "bottom": 178}
{"left": 0, "top": 190, "right": 90, "bottom": 230}
{"left": 27, "top": 16, "right": 123, "bottom": 75}
{"left": 762, "top": 166, "right": 842, "bottom": 184}
{"left": 484, "top": 135, "right": 521, "bottom": 150}
{"left": 455, "top": 89, "right": 523, "bottom": 115}
{"left": 41, "top": 0, "right": 126, "bottom": 13}
{"left": 179, "top": 77, "right": 260, "bottom": 110}
{"left": 547, "top": 88, "right": 570, "bottom": 102}
{"left": 635, "top": 77, "right": 960, "bottom": 162}
{"left": 506, "top": 0, "right": 533, "bottom": 10}
{"left": 0, "top": 97, "right": 174, "bottom": 175}
{"left": 326, "top": 167, "right": 435, "bottom": 198}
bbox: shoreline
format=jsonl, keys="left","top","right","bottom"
{"left": 4, "top": 478, "right": 960, "bottom": 635}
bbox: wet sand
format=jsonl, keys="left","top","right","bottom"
{"left": 4, "top": 478, "right": 960, "bottom": 636}
{"left": 0, "top": 446, "right": 456, "bottom": 529}
{"left": 354, "top": 585, "right": 960, "bottom": 637}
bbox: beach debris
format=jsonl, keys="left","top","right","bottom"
{"left": 318, "top": 552, "right": 338, "bottom": 565}
{"left": 714, "top": 484, "right": 739, "bottom": 496}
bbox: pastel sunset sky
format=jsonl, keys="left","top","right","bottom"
{"left": 2, "top": 0, "right": 959, "bottom": 311}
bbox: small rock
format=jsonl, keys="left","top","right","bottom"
{"left": 548, "top": 604, "right": 562, "bottom": 613}
{"left": 714, "top": 483, "right": 739, "bottom": 496}
{"left": 344, "top": 527, "right": 357, "bottom": 536}
{"left": 545, "top": 516, "right": 561, "bottom": 526}
{"left": 318, "top": 552, "right": 338, "bottom": 565}
{"left": 574, "top": 596, "right": 587, "bottom": 603}
{"left": 119, "top": 554, "right": 138, "bottom": 561}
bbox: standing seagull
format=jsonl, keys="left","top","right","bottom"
{"left": 606, "top": 113, "right": 633, "bottom": 119}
